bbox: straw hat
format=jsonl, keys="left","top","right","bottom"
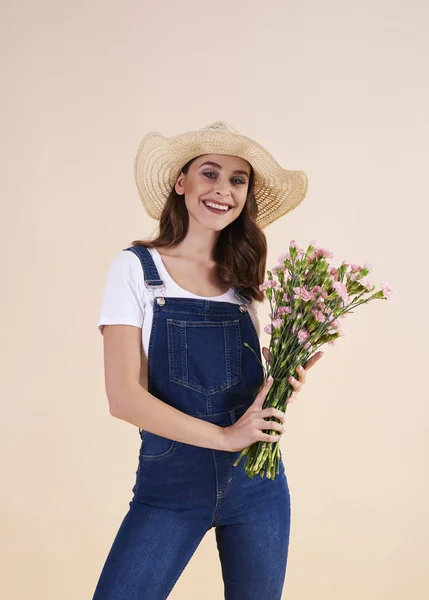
{"left": 134, "top": 121, "right": 308, "bottom": 229}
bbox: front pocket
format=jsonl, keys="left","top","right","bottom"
{"left": 140, "top": 430, "right": 178, "bottom": 460}
{"left": 167, "top": 319, "right": 242, "bottom": 394}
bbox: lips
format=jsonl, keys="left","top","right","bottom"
{"left": 202, "top": 201, "right": 233, "bottom": 216}
{"left": 202, "top": 199, "right": 233, "bottom": 209}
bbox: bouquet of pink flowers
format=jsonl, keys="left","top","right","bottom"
{"left": 234, "top": 240, "right": 393, "bottom": 480}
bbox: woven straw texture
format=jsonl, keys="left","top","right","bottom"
{"left": 134, "top": 121, "right": 308, "bottom": 229}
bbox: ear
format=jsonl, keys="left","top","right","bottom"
{"left": 174, "top": 172, "right": 186, "bottom": 196}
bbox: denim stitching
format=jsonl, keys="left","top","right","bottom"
{"left": 147, "top": 304, "right": 159, "bottom": 387}
{"left": 224, "top": 321, "right": 231, "bottom": 387}
{"left": 182, "top": 323, "right": 188, "bottom": 387}
{"left": 160, "top": 307, "right": 242, "bottom": 317}
{"left": 167, "top": 318, "right": 176, "bottom": 381}
{"left": 179, "top": 320, "right": 240, "bottom": 328}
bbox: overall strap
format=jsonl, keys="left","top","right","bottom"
{"left": 123, "top": 246, "right": 166, "bottom": 303}
{"left": 233, "top": 288, "right": 252, "bottom": 306}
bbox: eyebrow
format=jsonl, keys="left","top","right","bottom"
{"left": 198, "top": 160, "right": 250, "bottom": 177}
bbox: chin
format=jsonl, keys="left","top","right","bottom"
{"left": 191, "top": 208, "right": 236, "bottom": 231}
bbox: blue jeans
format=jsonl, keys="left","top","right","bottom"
{"left": 92, "top": 246, "right": 291, "bottom": 599}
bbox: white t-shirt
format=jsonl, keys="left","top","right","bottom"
{"left": 98, "top": 247, "right": 260, "bottom": 358}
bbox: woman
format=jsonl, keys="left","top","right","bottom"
{"left": 93, "top": 121, "right": 322, "bottom": 599}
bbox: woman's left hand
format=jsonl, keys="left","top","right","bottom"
{"left": 262, "top": 347, "right": 324, "bottom": 404}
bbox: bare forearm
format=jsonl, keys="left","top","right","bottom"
{"left": 109, "top": 385, "right": 227, "bottom": 451}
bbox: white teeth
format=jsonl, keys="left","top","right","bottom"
{"left": 204, "top": 201, "right": 230, "bottom": 211}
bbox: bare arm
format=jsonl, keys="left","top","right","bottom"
{"left": 101, "top": 324, "right": 227, "bottom": 451}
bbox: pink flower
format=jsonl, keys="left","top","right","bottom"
{"left": 332, "top": 281, "right": 350, "bottom": 303}
{"left": 329, "top": 266, "right": 338, "bottom": 277}
{"left": 328, "top": 319, "right": 346, "bottom": 337}
{"left": 360, "top": 276, "right": 375, "bottom": 291}
{"left": 277, "top": 252, "right": 290, "bottom": 263}
{"left": 297, "top": 328, "right": 310, "bottom": 344}
{"left": 264, "top": 324, "right": 273, "bottom": 334}
{"left": 313, "top": 286, "right": 328, "bottom": 299}
{"left": 289, "top": 240, "right": 305, "bottom": 254}
{"left": 277, "top": 305, "right": 292, "bottom": 315}
{"left": 342, "top": 260, "right": 350, "bottom": 267}
{"left": 364, "top": 263, "right": 373, "bottom": 272}
{"left": 259, "top": 280, "right": 278, "bottom": 291}
{"left": 272, "top": 318, "right": 284, "bottom": 329}
{"left": 314, "top": 246, "right": 334, "bottom": 259}
{"left": 313, "top": 310, "right": 326, "bottom": 323}
{"left": 293, "top": 286, "right": 314, "bottom": 302}
{"left": 381, "top": 281, "right": 393, "bottom": 301}
{"left": 350, "top": 264, "right": 362, "bottom": 273}
{"left": 273, "top": 265, "right": 287, "bottom": 273}
{"left": 283, "top": 293, "right": 290, "bottom": 302}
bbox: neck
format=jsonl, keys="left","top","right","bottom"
{"left": 172, "top": 222, "right": 221, "bottom": 263}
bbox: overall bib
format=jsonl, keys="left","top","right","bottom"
{"left": 92, "top": 246, "right": 291, "bottom": 600}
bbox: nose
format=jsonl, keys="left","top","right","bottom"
{"left": 214, "top": 181, "right": 231, "bottom": 197}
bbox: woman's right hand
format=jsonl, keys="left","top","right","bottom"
{"left": 220, "top": 377, "right": 285, "bottom": 452}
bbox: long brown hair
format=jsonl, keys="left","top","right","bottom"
{"left": 130, "top": 156, "right": 267, "bottom": 301}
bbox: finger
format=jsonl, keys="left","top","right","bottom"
{"left": 286, "top": 391, "right": 297, "bottom": 403}
{"left": 253, "top": 376, "right": 274, "bottom": 408}
{"left": 261, "top": 419, "right": 284, "bottom": 434}
{"left": 296, "top": 364, "right": 307, "bottom": 383}
{"left": 260, "top": 407, "right": 286, "bottom": 423}
{"left": 304, "top": 351, "right": 323, "bottom": 370}
{"left": 263, "top": 433, "right": 282, "bottom": 443}
{"left": 288, "top": 375, "right": 302, "bottom": 392}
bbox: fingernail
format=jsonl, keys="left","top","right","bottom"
{"left": 268, "top": 376, "right": 273, "bottom": 382}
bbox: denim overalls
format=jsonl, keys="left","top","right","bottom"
{"left": 92, "top": 246, "right": 291, "bottom": 600}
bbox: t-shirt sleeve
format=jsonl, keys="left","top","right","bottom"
{"left": 97, "top": 250, "right": 146, "bottom": 334}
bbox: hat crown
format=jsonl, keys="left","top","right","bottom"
{"left": 202, "top": 121, "right": 241, "bottom": 134}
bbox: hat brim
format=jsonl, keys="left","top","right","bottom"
{"left": 134, "top": 127, "right": 308, "bottom": 229}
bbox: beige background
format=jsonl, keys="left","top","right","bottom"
{"left": 1, "top": 1, "right": 428, "bottom": 598}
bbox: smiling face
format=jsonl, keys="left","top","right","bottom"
{"left": 174, "top": 154, "right": 252, "bottom": 232}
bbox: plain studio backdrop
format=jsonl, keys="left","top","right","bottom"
{"left": 1, "top": 1, "right": 428, "bottom": 598}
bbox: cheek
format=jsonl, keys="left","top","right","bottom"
{"left": 237, "top": 189, "right": 248, "bottom": 208}
{"left": 189, "top": 178, "right": 211, "bottom": 199}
